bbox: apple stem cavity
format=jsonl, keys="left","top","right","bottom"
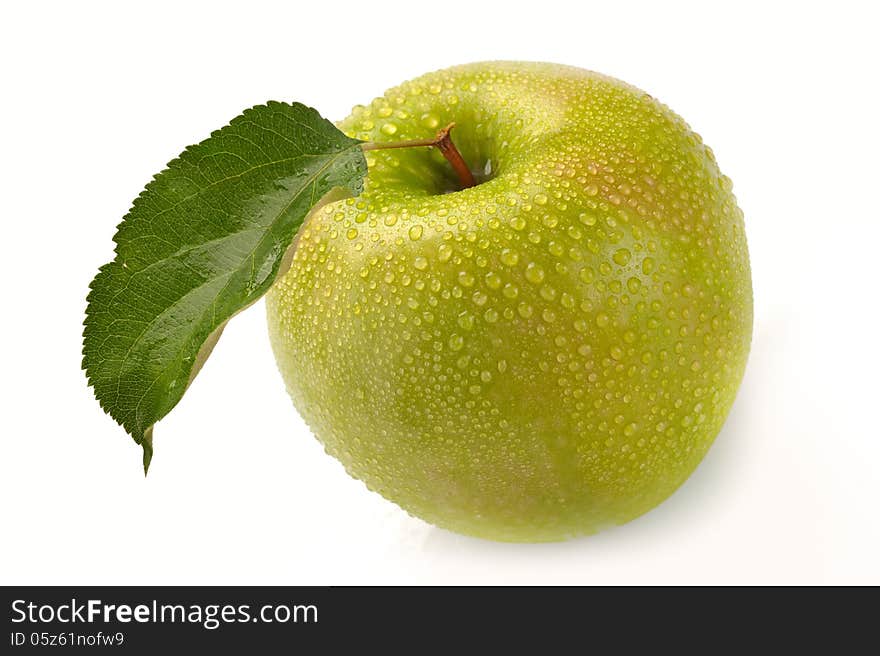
{"left": 361, "top": 123, "right": 477, "bottom": 190}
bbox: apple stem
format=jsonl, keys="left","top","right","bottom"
{"left": 361, "top": 123, "right": 476, "bottom": 190}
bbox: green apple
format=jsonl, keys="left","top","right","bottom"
{"left": 266, "top": 62, "right": 752, "bottom": 542}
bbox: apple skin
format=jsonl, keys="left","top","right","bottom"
{"left": 266, "top": 62, "right": 752, "bottom": 541}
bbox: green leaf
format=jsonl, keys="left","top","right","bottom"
{"left": 83, "top": 102, "right": 367, "bottom": 472}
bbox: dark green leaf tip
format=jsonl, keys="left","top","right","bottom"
{"left": 141, "top": 430, "right": 154, "bottom": 476}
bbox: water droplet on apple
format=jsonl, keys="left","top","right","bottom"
{"left": 438, "top": 244, "right": 453, "bottom": 262}
{"left": 500, "top": 249, "right": 520, "bottom": 266}
{"left": 525, "top": 262, "right": 545, "bottom": 284}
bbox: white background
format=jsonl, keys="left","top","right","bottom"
{"left": 2, "top": 1, "right": 878, "bottom": 585}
